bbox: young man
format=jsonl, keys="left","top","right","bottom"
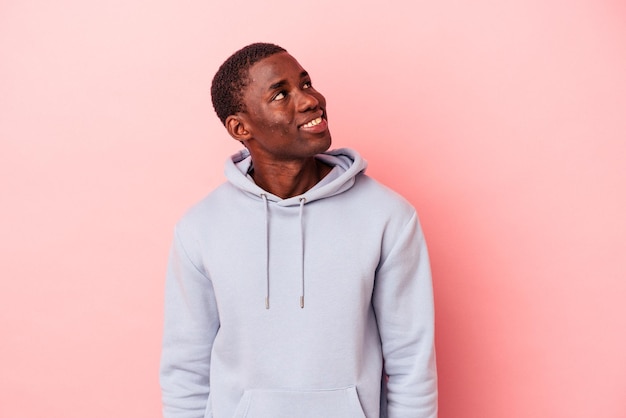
{"left": 160, "top": 43, "right": 438, "bottom": 418}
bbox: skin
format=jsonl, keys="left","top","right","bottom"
{"left": 225, "top": 52, "right": 333, "bottom": 199}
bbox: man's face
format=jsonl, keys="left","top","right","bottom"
{"left": 235, "top": 52, "right": 331, "bottom": 162}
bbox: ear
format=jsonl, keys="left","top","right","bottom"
{"left": 225, "top": 114, "right": 252, "bottom": 143}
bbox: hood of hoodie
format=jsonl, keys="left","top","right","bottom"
{"left": 224, "top": 148, "right": 368, "bottom": 205}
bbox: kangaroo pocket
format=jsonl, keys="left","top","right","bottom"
{"left": 232, "top": 386, "right": 366, "bottom": 418}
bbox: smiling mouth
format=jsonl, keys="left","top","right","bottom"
{"left": 301, "top": 117, "right": 323, "bottom": 128}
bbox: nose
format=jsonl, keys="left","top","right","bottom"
{"left": 296, "top": 89, "right": 320, "bottom": 112}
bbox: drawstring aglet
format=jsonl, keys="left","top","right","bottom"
{"left": 300, "top": 296, "right": 304, "bottom": 309}
{"left": 265, "top": 297, "right": 270, "bottom": 310}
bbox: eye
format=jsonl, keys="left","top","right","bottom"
{"left": 272, "top": 91, "right": 286, "bottom": 101}
{"left": 303, "top": 81, "right": 312, "bottom": 89}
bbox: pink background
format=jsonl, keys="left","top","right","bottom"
{"left": 2, "top": 0, "right": 625, "bottom": 417}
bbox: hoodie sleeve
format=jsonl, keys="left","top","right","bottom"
{"left": 160, "top": 227, "right": 219, "bottom": 418}
{"left": 373, "top": 211, "right": 438, "bottom": 418}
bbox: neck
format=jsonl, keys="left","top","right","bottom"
{"left": 249, "top": 157, "right": 331, "bottom": 199}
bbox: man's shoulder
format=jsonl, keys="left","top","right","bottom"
{"left": 352, "top": 173, "right": 416, "bottom": 215}
{"left": 175, "top": 181, "right": 237, "bottom": 230}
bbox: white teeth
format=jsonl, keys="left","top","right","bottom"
{"left": 302, "top": 117, "right": 322, "bottom": 128}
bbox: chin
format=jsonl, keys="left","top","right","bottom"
{"left": 318, "top": 133, "right": 332, "bottom": 152}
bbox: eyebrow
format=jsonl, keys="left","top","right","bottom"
{"left": 268, "top": 71, "right": 309, "bottom": 91}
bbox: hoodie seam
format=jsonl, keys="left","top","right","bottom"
{"left": 174, "top": 226, "right": 212, "bottom": 282}
{"left": 376, "top": 210, "right": 418, "bottom": 273}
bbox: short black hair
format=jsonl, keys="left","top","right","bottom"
{"left": 211, "top": 42, "right": 287, "bottom": 125}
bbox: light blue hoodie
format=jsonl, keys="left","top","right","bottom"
{"left": 160, "top": 148, "right": 437, "bottom": 418}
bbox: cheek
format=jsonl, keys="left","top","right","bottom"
{"left": 271, "top": 124, "right": 292, "bottom": 136}
{"left": 267, "top": 115, "right": 294, "bottom": 135}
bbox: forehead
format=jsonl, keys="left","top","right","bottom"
{"left": 246, "top": 52, "right": 306, "bottom": 90}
